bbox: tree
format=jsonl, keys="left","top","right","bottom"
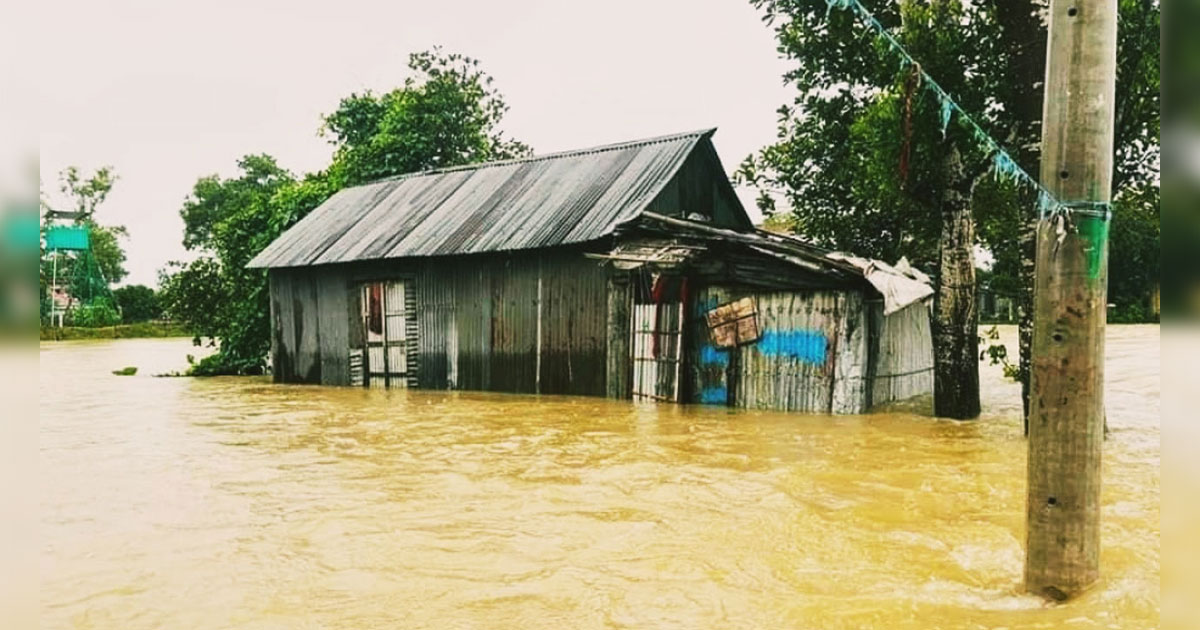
{"left": 112, "top": 284, "right": 162, "bottom": 323}
{"left": 70, "top": 297, "right": 120, "bottom": 328}
{"left": 87, "top": 224, "right": 128, "bottom": 285}
{"left": 162, "top": 156, "right": 297, "bottom": 375}
{"left": 58, "top": 165, "right": 118, "bottom": 219}
{"left": 738, "top": 0, "right": 1159, "bottom": 419}
{"left": 40, "top": 166, "right": 129, "bottom": 320}
{"left": 1107, "top": 185, "right": 1161, "bottom": 322}
{"left": 738, "top": 0, "right": 987, "bottom": 418}
{"left": 321, "top": 48, "right": 531, "bottom": 187}
{"left": 161, "top": 48, "right": 528, "bottom": 375}
{"left": 52, "top": 165, "right": 129, "bottom": 284}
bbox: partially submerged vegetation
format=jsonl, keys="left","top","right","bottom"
{"left": 40, "top": 321, "right": 190, "bottom": 341}
{"left": 158, "top": 48, "right": 529, "bottom": 376}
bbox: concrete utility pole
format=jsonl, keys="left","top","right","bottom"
{"left": 1025, "top": 0, "right": 1117, "bottom": 601}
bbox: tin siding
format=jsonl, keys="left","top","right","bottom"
{"left": 536, "top": 253, "right": 608, "bottom": 396}
{"left": 689, "top": 285, "right": 733, "bottom": 406}
{"left": 737, "top": 291, "right": 840, "bottom": 413}
{"left": 688, "top": 286, "right": 868, "bottom": 413}
{"left": 271, "top": 271, "right": 297, "bottom": 382}
{"left": 302, "top": 250, "right": 607, "bottom": 396}
{"left": 488, "top": 256, "right": 539, "bottom": 393}
{"left": 269, "top": 267, "right": 348, "bottom": 385}
{"left": 416, "top": 260, "right": 452, "bottom": 389}
{"left": 869, "top": 300, "right": 935, "bottom": 406}
{"left": 830, "top": 292, "right": 868, "bottom": 414}
{"left": 315, "top": 267, "right": 349, "bottom": 386}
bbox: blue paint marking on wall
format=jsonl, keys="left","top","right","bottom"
{"left": 758, "top": 330, "right": 828, "bottom": 365}
{"left": 699, "top": 345, "right": 729, "bottom": 367}
{"left": 700, "top": 386, "right": 728, "bottom": 404}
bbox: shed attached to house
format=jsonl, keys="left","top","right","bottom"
{"left": 248, "top": 128, "right": 934, "bottom": 414}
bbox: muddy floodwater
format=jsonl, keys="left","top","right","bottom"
{"left": 40, "top": 326, "right": 1159, "bottom": 629}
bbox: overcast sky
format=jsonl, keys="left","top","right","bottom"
{"left": 38, "top": 0, "right": 792, "bottom": 286}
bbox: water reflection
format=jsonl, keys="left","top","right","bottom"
{"left": 40, "top": 327, "right": 1159, "bottom": 629}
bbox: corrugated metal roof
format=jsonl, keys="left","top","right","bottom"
{"left": 615, "top": 212, "right": 934, "bottom": 312}
{"left": 248, "top": 128, "right": 718, "bottom": 268}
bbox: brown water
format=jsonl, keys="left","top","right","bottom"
{"left": 40, "top": 326, "right": 1160, "bottom": 629}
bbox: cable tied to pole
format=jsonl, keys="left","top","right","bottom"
{"left": 823, "top": 0, "right": 1112, "bottom": 222}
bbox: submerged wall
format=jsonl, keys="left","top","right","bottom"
{"left": 686, "top": 287, "right": 870, "bottom": 414}
{"left": 867, "top": 301, "right": 935, "bottom": 406}
{"left": 268, "top": 249, "right": 609, "bottom": 396}
{"left": 268, "top": 254, "right": 933, "bottom": 413}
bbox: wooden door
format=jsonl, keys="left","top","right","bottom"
{"left": 361, "top": 280, "right": 411, "bottom": 388}
{"left": 631, "top": 302, "right": 683, "bottom": 402}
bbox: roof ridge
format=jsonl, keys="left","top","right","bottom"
{"left": 375, "top": 127, "right": 717, "bottom": 184}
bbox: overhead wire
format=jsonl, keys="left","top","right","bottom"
{"left": 822, "top": 0, "right": 1111, "bottom": 221}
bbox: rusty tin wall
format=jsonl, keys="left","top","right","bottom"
{"left": 687, "top": 286, "right": 870, "bottom": 414}
{"left": 269, "top": 248, "right": 609, "bottom": 397}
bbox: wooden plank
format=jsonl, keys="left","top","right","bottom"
{"left": 605, "top": 273, "right": 632, "bottom": 399}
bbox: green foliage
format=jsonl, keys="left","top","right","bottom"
{"left": 58, "top": 165, "right": 118, "bottom": 218}
{"left": 736, "top": 0, "right": 986, "bottom": 270}
{"left": 740, "top": 0, "right": 1160, "bottom": 298}
{"left": 53, "top": 167, "right": 128, "bottom": 282}
{"left": 112, "top": 367, "right": 138, "bottom": 376}
{"left": 322, "top": 48, "right": 531, "bottom": 187}
{"left": 40, "top": 321, "right": 190, "bottom": 340}
{"left": 180, "top": 154, "right": 294, "bottom": 256}
{"left": 87, "top": 222, "right": 128, "bottom": 284}
{"left": 979, "top": 325, "right": 1019, "bottom": 381}
{"left": 40, "top": 166, "right": 128, "bottom": 310}
{"left": 112, "top": 284, "right": 161, "bottom": 323}
{"left": 1107, "top": 185, "right": 1160, "bottom": 321}
{"left": 160, "top": 48, "right": 527, "bottom": 375}
{"left": 71, "top": 297, "right": 121, "bottom": 328}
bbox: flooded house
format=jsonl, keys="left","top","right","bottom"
{"left": 248, "top": 129, "right": 934, "bottom": 414}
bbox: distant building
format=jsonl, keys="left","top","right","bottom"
{"left": 249, "top": 129, "right": 934, "bottom": 414}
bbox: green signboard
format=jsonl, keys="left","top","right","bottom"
{"left": 45, "top": 225, "right": 90, "bottom": 251}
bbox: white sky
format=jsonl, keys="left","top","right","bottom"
{"left": 35, "top": 0, "right": 792, "bottom": 287}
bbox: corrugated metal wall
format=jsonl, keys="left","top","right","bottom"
{"left": 268, "top": 256, "right": 931, "bottom": 412}
{"left": 643, "top": 140, "right": 746, "bottom": 229}
{"left": 270, "top": 266, "right": 354, "bottom": 385}
{"left": 867, "top": 300, "right": 934, "bottom": 406}
{"left": 687, "top": 286, "right": 869, "bottom": 414}
{"left": 269, "top": 249, "right": 609, "bottom": 397}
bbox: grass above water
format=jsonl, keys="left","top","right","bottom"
{"left": 40, "top": 322, "right": 191, "bottom": 341}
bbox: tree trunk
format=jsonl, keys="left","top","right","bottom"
{"left": 991, "top": 0, "right": 1049, "bottom": 434}
{"left": 1019, "top": 210, "right": 1036, "bottom": 433}
{"left": 933, "top": 144, "right": 982, "bottom": 419}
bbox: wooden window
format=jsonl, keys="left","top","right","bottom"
{"left": 705, "top": 297, "right": 760, "bottom": 348}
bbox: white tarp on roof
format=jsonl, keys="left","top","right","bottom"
{"left": 827, "top": 253, "right": 934, "bottom": 315}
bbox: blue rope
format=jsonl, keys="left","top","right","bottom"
{"left": 823, "top": 0, "right": 1111, "bottom": 221}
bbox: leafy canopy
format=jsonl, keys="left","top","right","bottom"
{"left": 738, "top": 0, "right": 1159, "bottom": 314}
{"left": 40, "top": 166, "right": 129, "bottom": 315}
{"left": 161, "top": 48, "right": 528, "bottom": 375}
{"left": 323, "top": 48, "right": 531, "bottom": 187}
{"left": 736, "top": 0, "right": 990, "bottom": 270}
{"left": 112, "top": 284, "right": 162, "bottom": 323}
